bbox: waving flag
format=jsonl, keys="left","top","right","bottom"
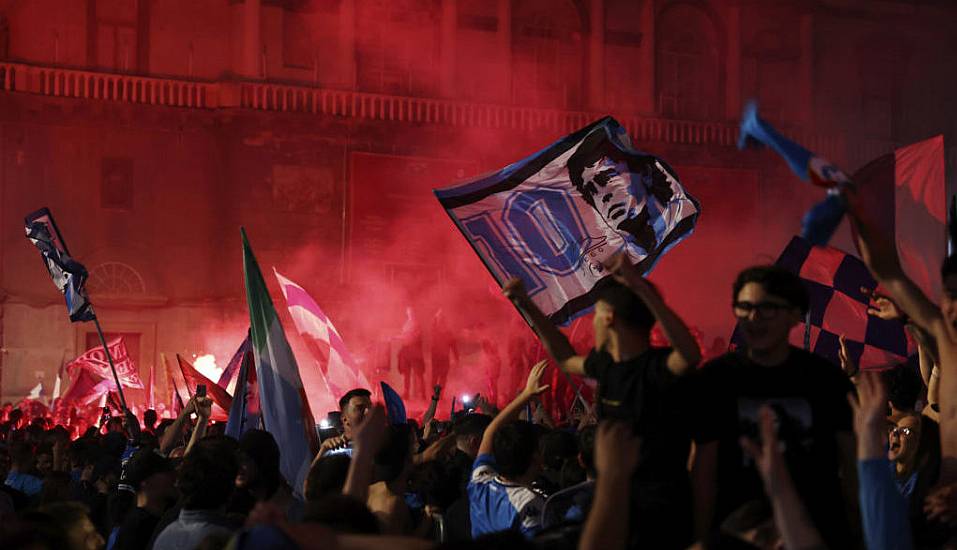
{"left": 435, "top": 117, "right": 699, "bottom": 325}
{"left": 176, "top": 354, "right": 231, "bottom": 420}
{"left": 225, "top": 351, "right": 261, "bottom": 440}
{"left": 380, "top": 382, "right": 407, "bottom": 425}
{"left": 24, "top": 208, "right": 95, "bottom": 322}
{"left": 738, "top": 101, "right": 849, "bottom": 245}
{"left": 274, "top": 269, "right": 372, "bottom": 409}
{"left": 218, "top": 332, "right": 251, "bottom": 391}
{"left": 243, "top": 229, "right": 317, "bottom": 497}
{"left": 732, "top": 236, "right": 907, "bottom": 370}
{"left": 850, "top": 135, "right": 946, "bottom": 301}
{"left": 67, "top": 337, "right": 144, "bottom": 389}
{"left": 146, "top": 362, "right": 156, "bottom": 410}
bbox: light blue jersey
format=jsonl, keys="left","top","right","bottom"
{"left": 467, "top": 454, "right": 544, "bottom": 539}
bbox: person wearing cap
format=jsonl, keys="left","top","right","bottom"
{"left": 112, "top": 448, "right": 176, "bottom": 550}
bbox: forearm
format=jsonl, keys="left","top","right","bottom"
{"left": 159, "top": 413, "right": 190, "bottom": 455}
{"left": 878, "top": 276, "right": 945, "bottom": 340}
{"left": 513, "top": 297, "right": 577, "bottom": 365}
{"left": 769, "top": 482, "right": 825, "bottom": 550}
{"left": 185, "top": 417, "right": 208, "bottom": 455}
{"left": 579, "top": 474, "right": 630, "bottom": 550}
{"left": 342, "top": 450, "right": 375, "bottom": 502}
{"left": 621, "top": 278, "right": 699, "bottom": 371}
{"left": 478, "top": 391, "right": 534, "bottom": 455}
{"left": 422, "top": 398, "right": 438, "bottom": 427}
{"left": 928, "top": 366, "right": 941, "bottom": 409}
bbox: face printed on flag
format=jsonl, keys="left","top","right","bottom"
{"left": 436, "top": 117, "right": 699, "bottom": 324}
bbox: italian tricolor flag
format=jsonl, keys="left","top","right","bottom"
{"left": 242, "top": 229, "right": 317, "bottom": 496}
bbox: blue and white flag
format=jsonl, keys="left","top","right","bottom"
{"left": 24, "top": 208, "right": 95, "bottom": 322}
{"left": 380, "top": 381, "right": 407, "bottom": 426}
{"left": 435, "top": 117, "right": 700, "bottom": 324}
{"left": 738, "top": 101, "right": 850, "bottom": 245}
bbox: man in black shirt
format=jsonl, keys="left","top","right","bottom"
{"left": 503, "top": 253, "right": 701, "bottom": 548}
{"left": 690, "top": 265, "right": 857, "bottom": 547}
{"left": 113, "top": 448, "right": 176, "bottom": 550}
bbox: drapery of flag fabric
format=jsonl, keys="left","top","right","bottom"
{"left": 380, "top": 382, "right": 407, "bottom": 425}
{"left": 435, "top": 116, "right": 700, "bottom": 326}
{"left": 60, "top": 368, "right": 107, "bottom": 405}
{"left": 225, "top": 350, "right": 260, "bottom": 440}
{"left": 274, "top": 269, "right": 372, "bottom": 406}
{"left": 738, "top": 101, "right": 851, "bottom": 245}
{"left": 176, "top": 354, "right": 231, "bottom": 421}
{"left": 146, "top": 362, "right": 156, "bottom": 410}
{"left": 67, "top": 337, "right": 144, "bottom": 389}
{"left": 218, "top": 331, "right": 251, "bottom": 392}
{"left": 850, "top": 135, "right": 946, "bottom": 301}
{"left": 24, "top": 208, "right": 95, "bottom": 322}
{"left": 731, "top": 236, "right": 908, "bottom": 370}
{"left": 243, "top": 229, "right": 317, "bottom": 497}
{"left": 162, "top": 353, "right": 188, "bottom": 415}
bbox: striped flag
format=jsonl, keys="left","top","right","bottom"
{"left": 274, "top": 269, "right": 372, "bottom": 410}
{"left": 242, "top": 229, "right": 317, "bottom": 496}
{"left": 225, "top": 351, "right": 260, "bottom": 440}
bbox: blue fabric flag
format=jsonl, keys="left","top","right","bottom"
{"left": 218, "top": 330, "right": 251, "bottom": 389}
{"left": 737, "top": 101, "right": 850, "bottom": 245}
{"left": 225, "top": 350, "right": 259, "bottom": 440}
{"left": 380, "top": 381, "right": 407, "bottom": 425}
{"left": 24, "top": 208, "right": 95, "bottom": 322}
{"left": 435, "top": 117, "right": 699, "bottom": 325}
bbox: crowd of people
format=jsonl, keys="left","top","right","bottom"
{"left": 2, "top": 188, "right": 957, "bottom": 550}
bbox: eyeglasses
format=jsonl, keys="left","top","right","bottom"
{"left": 732, "top": 301, "right": 793, "bottom": 320}
{"left": 889, "top": 426, "right": 913, "bottom": 437}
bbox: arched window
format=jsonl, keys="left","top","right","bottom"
{"left": 87, "top": 261, "right": 147, "bottom": 298}
{"left": 656, "top": 3, "right": 722, "bottom": 120}
{"left": 511, "top": 0, "right": 584, "bottom": 110}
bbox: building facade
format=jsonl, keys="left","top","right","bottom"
{"left": 0, "top": 0, "right": 955, "bottom": 404}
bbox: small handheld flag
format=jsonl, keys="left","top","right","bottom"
{"left": 380, "top": 382, "right": 407, "bottom": 425}
{"left": 25, "top": 208, "right": 94, "bottom": 322}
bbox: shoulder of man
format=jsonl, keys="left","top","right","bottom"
{"left": 469, "top": 453, "right": 498, "bottom": 485}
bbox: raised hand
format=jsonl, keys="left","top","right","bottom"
{"left": 432, "top": 384, "right": 442, "bottom": 400}
{"left": 603, "top": 252, "right": 645, "bottom": 289}
{"left": 502, "top": 277, "right": 529, "bottom": 304}
{"left": 861, "top": 287, "right": 905, "bottom": 322}
{"left": 351, "top": 404, "right": 387, "bottom": 455}
{"left": 594, "top": 421, "right": 642, "bottom": 479}
{"left": 847, "top": 370, "right": 889, "bottom": 459}
{"left": 838, "top": 334, "right": 859, "bottom": 378}
{"left": 194, "top": 396, "right": 213, "bottom": 420}
{"left": 740, "top": 406, "right": 789, "bottom": 495}
{"left": 523, "top": 360, "right": 550, "bottom": 397}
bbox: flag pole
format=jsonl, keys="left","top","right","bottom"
{"left": 91, "top": 313, "right": 128, "bottom": 410}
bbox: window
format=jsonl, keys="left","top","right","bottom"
{"left": 511, "top": 0, "right": 584, "bottom": 109}
{"left": 93, "top": 0, "right": 139, "bottom": 72}
{"left": 656, "top": 3, "right": 722, "bottom": 120}
{"left": 101, "top": 157, "right": 134, "bottom": 210}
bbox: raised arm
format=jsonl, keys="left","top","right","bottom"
{"left": 159, "top": 396, "right": 196, "bottom": 456}
{"left": 503, "top": 278, "right": 585, "bottom": 376}
{"left": 579, "top": 421, "right": 641, "bottom": 550}
{"left": 185, "top": 396, "right": 212, "bottom": 455}
{"left": 342, "top": 405, "right": 387, "bottom": 503}
{"left": 422, "top": 385, "right": 441, "bottom": 427}
{"left": 605, "top": 253, "right": 701, "bottom": 374}
{"left": 478, "top": 361, "right": 550, "bottom": 456}
{"left": 740, "top": 406, "right": 825, "bottom": 550}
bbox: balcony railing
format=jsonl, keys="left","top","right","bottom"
{"left": 0, "top": 61, "right": 896, "bottom": 168}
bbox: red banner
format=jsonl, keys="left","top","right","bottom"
{"left": 66, "top": 337, "right": 144, "bottom": 389}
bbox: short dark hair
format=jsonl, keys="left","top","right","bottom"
{"left": 883, "top": 363, "right": 922, "bottom": 412}
{"left": 176, "top": 438, "right": 239, "bottom": 510}
{"left": 492, "top": 420, "right": 539, "bottom": 478}
{"left": 596, "top": 281, "right": 656, "bottom": 330}
{"left": 453, "top": 413, "right": 492, "bottom": 440}
{"left": 305, "top": 454, "right": 351, "bottom": 502}
{"left": 942, "top": 255, "right": 957, "bottom": 280}
{"left": 338, "top": 388, "right": 371, "bottom": 411}
{"left": 733, "top": 266, "right": 809, "bottom": 315}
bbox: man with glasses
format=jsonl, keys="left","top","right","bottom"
{"left": 690, "top": 265, "right": 857, "bottom": 547}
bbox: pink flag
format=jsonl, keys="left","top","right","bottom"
{"left": 66, "top": 337, "right": 144, "bottom": 389}
{"left": 273, "top": 269, "right": 372, "bottom": 405}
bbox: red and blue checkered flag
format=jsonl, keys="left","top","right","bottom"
{"left": 732, "top": 236, "right": 908, "bottom": 370}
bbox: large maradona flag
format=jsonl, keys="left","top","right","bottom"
{"left": 435, "top": 117, "right": 699, "bottom": 324}
{"left": 242, "top": 229, "right": 317, "bottom": 497}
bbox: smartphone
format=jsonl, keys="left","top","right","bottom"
{"left": 196, "top": 384, "right": 207, "bottom": 398}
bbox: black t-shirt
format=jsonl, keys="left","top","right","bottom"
{"left": 691, "top": 347, "right": 854, "bottom": 541}
{"left": 584, "top": 346, "right": 693, "bottom": 549}
{"left": 583, "top": 347, "right": 691, "bottom": 481}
